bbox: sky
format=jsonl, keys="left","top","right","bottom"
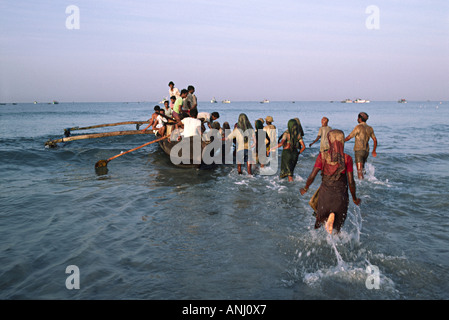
{"left": 0, "top": 0, "right": 448, "bottom": 102}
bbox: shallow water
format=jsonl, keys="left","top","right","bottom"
{"left": 1, "top": 100, "right": 448, "bottom": 299}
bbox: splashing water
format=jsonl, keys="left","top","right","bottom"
{"left": 299, "top": 204, "right": 369, "bottom": 289}
{"left": 329, "top": 235, "right": 346, "bottom": 270}
{"left": 326, "top": 205, "right": 364, "bottom": 270}
{"left": 364, "top": 163, "right": 392, "bottom": 187}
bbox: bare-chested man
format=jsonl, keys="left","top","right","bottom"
{"left": 309, "top": 116, "right": 332, "bottom": 152}
{"left": 345, "top": 112, "right": 377, "bottom": 179}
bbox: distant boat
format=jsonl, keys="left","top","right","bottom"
{"left": 34, "top": 101, "right": 38, "bottom": 104}
{"left": 354, "top": 99, "right": 370, "bottom": 103}
{"left": 341, "top": 99, "right": 353, "bottom": 103}
{"left": 160, "top": 97, "right": 168, "bottom": 104}
{"left": 210, "top": 97, "right": 217, "bottom": 103}
{"left": 398, "top": 99, "right": 407, "bottom": 103}
{"left": 222, "top": 100, "right": 231, "bottom": 104}
{"left": 260, "top": 99, "right": 269, "bottom": 103}
{"left": 52, "top": 100, "right": 59, "bottom": 104}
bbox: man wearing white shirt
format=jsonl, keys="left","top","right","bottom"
{"left": 170, "top": 108, "right": 202, "bottom": 165}
{"left": 179, "top": 108, "right": 202, "bottom": 138}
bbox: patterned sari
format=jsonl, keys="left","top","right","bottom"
{"left": 314, "top": 129, "right": 350, "bottom": 232}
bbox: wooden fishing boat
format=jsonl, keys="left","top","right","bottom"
{"left": 158, "top": 135, "right": 211, "bottom": 169}
{"left": 45, "top": 120, "right": 219, "bottom": 171}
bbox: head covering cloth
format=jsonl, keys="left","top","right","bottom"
{"left": 287, "top": 119, "right": 300, "bottom": 149}
{"left": 293, "top": 117, "right": 305, "bottom": 137}
{"left": 237, "top": 113, "right": 253, "bottom": 131}
{"left": 237, "top": 113, "right": 253, "bottom": 143}
{"left": 321, "top": 129, "right": 346, "bottom": 178}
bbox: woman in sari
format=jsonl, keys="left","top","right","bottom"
{"left": 271, "top": 119, "right": 306, "bottom": 182}
{"left": 255, "top": 119, "right": 269, "bottom": 167}
{"left": 300, "top": 129, "right": 361, "bottom": 234}
{"left": 226, "top": 113, "right": 256, "bottom": 174}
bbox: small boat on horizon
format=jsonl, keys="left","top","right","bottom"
{"left": 260, "top": 99, "right": 269, "bottom": 103}
{"left": 222, "top": 100, "right": 231, "bottom": 104}
{"left": 398, "top": 99, "right": 407, "bottom": 103}
{"left": 210, "top": 97, "right": 217, "bottom": 103}
{"left": 354, "top": 98, "right": 370, "bottom": 103}
{"left": 341, "top": 99, "right": 353, "bottom": 103}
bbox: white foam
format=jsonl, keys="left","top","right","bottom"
{"left": 264, "top": 177, "right": 287, "bottom": 193}
{"left": 363, "top": 163, "right": 392, "bottom": 187}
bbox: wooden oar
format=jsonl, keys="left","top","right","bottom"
{"left": 45, "top": 130, "right": 154, "bottom": 148}
{"left": 94, "top": 135, "right": 168, "bottom": 168}
{"left": 66, "top": 121, "right": 150, "bottom": 132}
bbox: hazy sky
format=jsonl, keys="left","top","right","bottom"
{"left": 1, "top": 0, "right": 448, "bottom": 102}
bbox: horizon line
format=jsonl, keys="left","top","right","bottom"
{"left": 1, "top": 99, "right": 447, "bottom": 104}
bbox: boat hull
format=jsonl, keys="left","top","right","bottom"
{"left": 158, "top": 137, "right": 210, "bottom": 168}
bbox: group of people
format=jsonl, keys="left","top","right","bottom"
{"left": 141, "top": 81, "right": 220, "bottom": 140}
{"left": 300, "top": 112, "right": 377, "bottom": 235}
{"left": 142, "top": 82, "right": 379, "bottom": 235}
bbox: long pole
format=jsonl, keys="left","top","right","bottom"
{"left": 94, "top": 136, "right": 168, "bottom": 168}
{"left": 45, "top": 130, "right": 154, "bottom": 148}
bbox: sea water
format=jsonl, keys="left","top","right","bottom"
{"left": 1, "top": 100, "right": 448, "bottom": 299}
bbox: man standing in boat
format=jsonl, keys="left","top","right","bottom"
{"left": 345, "top": 112, "right": 377, "bottom": 179}
{"left": 168, "top": 81, "right": 180, "bottom": 108}
{"left": 163, "top": 100, "right": 172, "bottom": 118}
{"left": 184, "top": 85, "right": 198, "bottom": 113}
{"left": 172, "top": 89, "right": 188, "bottom": 121}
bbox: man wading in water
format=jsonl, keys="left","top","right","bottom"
{"left": 345, "top": 112, "right": 377, "bottom": 180}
